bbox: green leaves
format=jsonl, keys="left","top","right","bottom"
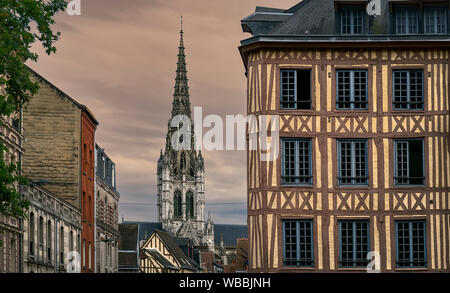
{"left": 0, "top": 0, "right": 67, "bottom": 218}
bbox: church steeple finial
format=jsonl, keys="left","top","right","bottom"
{"left": 171, "top": 16, "right": 191, "bottom": 118}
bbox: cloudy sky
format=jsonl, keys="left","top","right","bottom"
{"left": 28, "top": 0, "right": 299, "bottom": 224}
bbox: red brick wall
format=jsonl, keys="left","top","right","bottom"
{"left": 81, "top": 111, "right": 96, "bottom": 273}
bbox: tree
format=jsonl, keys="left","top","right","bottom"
{"left": 0, "top": 0, "right": 68, "bottom": 235}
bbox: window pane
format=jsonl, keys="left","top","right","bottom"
{"left": 396, "top": 7, "right": 418, "bottom": 34}
{"left": 340, "top": 221, "right": 369, "bottom": 267}
{"left": 337, "top": 71, "right": 351, "bottom": 109}
{"left": 282, "top": 139, "right": 311, "bottom": 185}
{"left": 283, "top": 220, "right": 313, "bottom": 267}
{"left": 341, "top": 7, "right": 364, "bottom": 34}
{"left": 395, "top": 140, "right": 424, "bottom": 185}
{"left": 338, "top": 140, "right": 367, "bottom": 185}
{"left": 396, "top": 220, "right": 426, "bottom": 267}
{"left": 281, "top": 70, "right": 296, "bottom": 109}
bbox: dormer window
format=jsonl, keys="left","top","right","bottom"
{"left": 424, "top": 6, "right": 448, "bottom": 34}
{"left": 395, "top": 6, "right": 418, "bottom": 34}
{"left": 339, "top": 6, "right": 365, "bottom": 35}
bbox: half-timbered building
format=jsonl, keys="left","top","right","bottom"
{"left": 239, "top": 0, "right": 450, "bottom": 272}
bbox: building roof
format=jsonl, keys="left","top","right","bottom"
{"left": 124, "top": 221, "right": 162, "bottom": 241}
{"left": 143, "top": 248, "right": 180, "bottom": 270}
{"left": 240, "top": 0, "right": 450, "bottom": 42}
{"left": 214, "top": 224, "right": 248, "bottom": 246}
{"left": 26, "top": 65, "right": 99, "bottom": 126}
{"left": 154, "top": 229, "right": 200, "bottom": 271}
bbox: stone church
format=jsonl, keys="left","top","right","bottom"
{"left": 156, "top": 24, "right": 214, "bottom": 251}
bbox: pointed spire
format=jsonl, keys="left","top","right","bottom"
{"left": 172, "top": 16, "right": 191, "bottom": 118}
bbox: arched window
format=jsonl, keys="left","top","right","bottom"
{"left": 173, "top": 190, "right": 182, "bottom": 219}
{"left": 186, "top": 190, "right": 194, "bottom": 219}
{"left": 180, "top": 152, "right": 186, "bottom": 171}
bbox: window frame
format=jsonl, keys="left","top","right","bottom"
{"left": 281, "top": 138, "right": 313, "bottom": 186}
{"left": 339, "top": 5, "right": 366, "bottom": 35}
{"left": 337, "top": 139, "right": 369, "bottom": 186}
{"left": 338, "top": 220, "right": 371, "bottom": 268}
{"left": 393, "top": 138, "right": 425, "bottom": 186}
{"left": 282, "top": 219, "right": 314, "bottom": 267}
{"left": 394, "top": 6, "right": 419, "bottom": 35}
{"left": 280, "top": 69, "right": 312, "bottom": 110}
{"left": 336, "top": 69, "right": 369, "bottom": 110}
{"left": 392, "top": 69, "right": 424, "bottom": 111}
{"left": 423, "top": 5, "right": 448, "bottom": 34}
{"left": 395, "top": 220, "right": 427, "bottom": 268}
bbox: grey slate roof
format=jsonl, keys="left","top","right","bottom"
{"left": 241, "top": 0, "right": 450, "bottom": 42}
{"left": 143, "top": 248, "right": 180, "bottom": 270}
{"left": 214, "top": 224, "right": 248, "bottom": 246}
{"left": 154, "top": 229, "right": 200, "bottom": 271}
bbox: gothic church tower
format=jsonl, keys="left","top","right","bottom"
{"left": 156, "top": 22, "right": 214, "bottom": 251}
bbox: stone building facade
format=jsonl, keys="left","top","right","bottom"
{"left": 22, "top": 67, "right": 98, "bottom": 273}
{"left": 21, "top": 182, "right": 82, "bottom": 273}
{"left": 95, "top": 144, "right": 119, "bottom": 273}
{"left": 0, "top": 113, "right": 23, "bottom": 273}
{"left": 156, "top": 26, "right": 214, "bottom": 251}
{"left": 240, "top": 0, "right": 450, "bottom": 272}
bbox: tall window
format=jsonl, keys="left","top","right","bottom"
{"left": 174, "top": 190, "right": 182, "bottom": 219}
{"left": 393, "top": 70, "right": 423, "bottom": 110}
{"left": 282, "top": 220, "right": 314, "bottom": 267}
{"left": 10, "top": 238, "right": 16, "bottom": 272}
{"left": 424, "top": 7, "right": 448, "bottom": 34}
{"left": 280, "top": 69, "right": 311, "bottom": 110}
{"left": 69, "top": 231, "right": 74, "bottom": 253}
{"left": 336, "top": 70, "right": 368, "bottom": 110}
{"left": 394, "top": 139, "right": 424, "bottom": 185}
{"left": 88, "top": 242, "right": 92, "bottom": 270}
{"left": 396, "top": 220, "right": 427, "bottom": 268}
{"left": 60, "top": 226, "right": 65, "bottom": 265}
{"left": 337, "top": 140, "right": 368, "bottom": 185}
{"left": 340, "top": 6, "right": 364, "bottom": 34}
{"left": 339, "top": 220, "right": 370, "bottom": 267}
{"left": 186, "top": 190, "right": 194, "bottom": 219}
{"left": 281, "top": 138, "right": 312, "bottom": 185}
{"left": 82, "top": 240, "right": 86, "bottom": 268}
{"left": 47, "top": 220, "right": 52, "bottom": 263}
{"left": 395, "top": 7, "right": 418, "bottom": 34}
{"left": 29, "top": 213, "right": 34, "bottom": 256}
{"left": 39, "top": 217, "right": 44, "bottom": 245}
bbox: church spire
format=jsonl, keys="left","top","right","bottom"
{"left": 172, "top": 16, "right": 191, "bottom": 118}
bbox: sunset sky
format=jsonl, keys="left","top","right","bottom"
{"left": 28, "top": 0, "right": 299, "bottom": 224}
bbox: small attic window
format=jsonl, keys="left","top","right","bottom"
{"left": 339, "top": 6, "right": 365, "bottom": 35}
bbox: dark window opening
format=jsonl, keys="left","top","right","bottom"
{"left": 340, "top": 6, "right": 365, "bottom": 35}
{"left": 394, "top": 139, "right": 424, "bottom": 185}
{"left": 338, "top": 140, "right": 368, "bottom": 186}
{"left": 281, "top": 138, "right": 312, "bottom": 185}
{"left": 280, "top": 69, "right": 311, "bottom": 110}
{"left": 336, "top": 70, "right": 368, "bottom": 110}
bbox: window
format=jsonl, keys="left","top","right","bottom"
{"left": 339, "top": 220, "right": 370, "bottom": 267}
{"left": 60, "top": 226, "right": 65, "bottom": 265}
{"left": 112, "top": 164, "right": 116, "bottom": 187}
{"left": 69, "top": 231, "right": 74, "bottom": 253}
{"left": 174, "top": 190, "right": 182, "bottom": 219}
{"left": 29, "top": 213, "right": 34, "bottom": 256}
{"left": 47, "top": 221, "right": 52, "bottom": 263}
{"left": 336, "top": 70, "right": 368, "bottom": 110}
{"left": 395, "top": 7, "right": 418, "bottom": 34}
{"left": 337, "top": 140, "right": 368, "bottom": 185}
{"left": 12, "top": 118, "right": 20, "bottom": 132}
{"left": 424, "top": 7, "right": 448, "bottom": 34}
{"left": 340, "top": 6, "right": 364, "bottom": 34}
{"left": 39, "top": 217, "right": 44, "bottom": 245}
{"left": 394, "top": 139, "right": 424, "bottom": 185}
{"left": 282, "top": 220, "right": 314, "bottom": 267}
{"left": 82, "top": 240, "right": 86, "bottom": 268}
{"left": 89, "top": 242, "right": 92, "bottom": 270}
{"left": 10, "top": 238, "right": 16, "bottom": 272}
{"left": 102, "top": 155, "right": 106, "bottom": 178}
{"left": 396, "top": 220, "right": 426, "bottom": 268}
{"left": 280, "top": 69, "right": 311, "bottom": 110}
{"left": 281, "top": 138, "right": 312, "bottom": 185}
{"left": 186, "top": 190, "right": 194, "bottom": 219}
{"left": 393, "top": 70, "right": 423, "bottom": 110}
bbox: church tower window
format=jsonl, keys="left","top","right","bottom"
{"left": 186, "top": 190, "right": 194, "bottom": 219}
{"left": 174, "top": 190, "right": 182, "bottom": 219}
